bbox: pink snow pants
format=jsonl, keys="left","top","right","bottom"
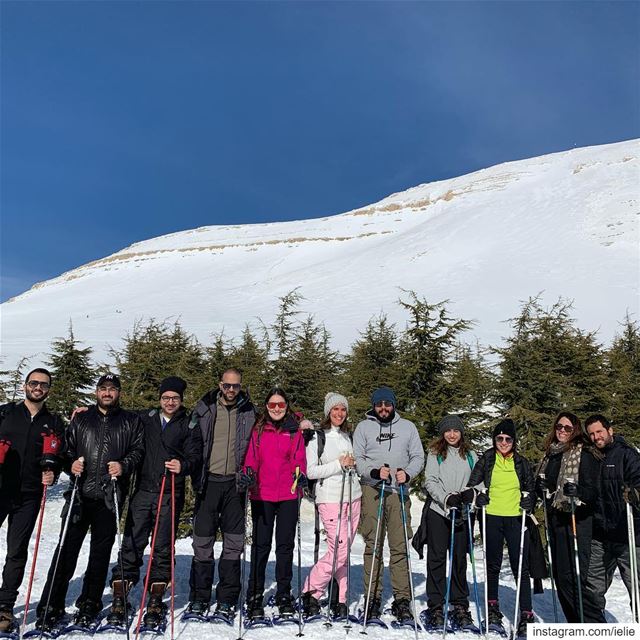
{"left": 303, "top": 499, "right": 361, "bottom": 601}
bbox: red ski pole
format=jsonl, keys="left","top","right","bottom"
{"left": 135, "top": 473, "right": 167, "bottom": 640}
{"left": 170, "top": 472, "right": 175, "bottom": 640}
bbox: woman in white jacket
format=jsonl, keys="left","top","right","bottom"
{"left": 301, "top": 393, "right": 362, "bottom": 619}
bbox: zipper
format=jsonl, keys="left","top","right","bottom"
{"left": 95, "top": 414, "right": 107, "bottom": 498}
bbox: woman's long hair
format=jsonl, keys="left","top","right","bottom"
{"left": 429, "top": 431, "right": 473, "bottom": 461}
{"left": 542, "top": 411, "right": 589, "bottom": 453}
{"left": 253, "top": 387, "right": 294, "bottom": 438}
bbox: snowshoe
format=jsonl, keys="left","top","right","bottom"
{"left": 271, "top": 593, "right": 297, "bottom": 625}
{"left": 26, "top": 613, "right": 68, "bottom": 639}
{"left": 139, "top": 586, "right": 168, "bottom": 635}
{"left": 209, "top": 602, "right": 236, "bottom": 626}
{"left": 390, "top": 599, "right": 417, "bottom": 629}
{"left": 482, "top": 602, "right": 507, "bottom": 637}
{"left": 450, "top": 606, "right": 481, "bottom": 634}
{"left": 358, "top": 598, "right": 387, "bottom": 629}
{"left": 181, "top": 600, "right": 209, "bottom": 623}
{"left": 301, "top": 592, "right": 321, "bottom": 618}
{"left": 60, "top": 601, "right": 102, "bottom": 635}
{"left": 97, "top": 582, "right": 132, "bottom": 634}
{"left": 516, "top": 611, "right": 534, "bottom": 639}
{"left": 419, "top": 607, "right": 453, "bottom": 633}
{"left": 243, "top": 595, "right": 271, "bottom": 629}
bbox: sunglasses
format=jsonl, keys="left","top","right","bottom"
{"left": 495, "top": 435, "right": 513, "bottom": 444}
{"left": 221, "top": 383, "right": 241, "bottom": 391}
{"left": 26, "top": 381, "right": 50, "bottom": 390}
{"left": 267, "top": 401, "right": 287, "bottom": 410}
{"left": 555, "top": 424, "right": 574, "bottom": 433}
{"left": 374, "top": 401, "right": 394, "bottom": 409}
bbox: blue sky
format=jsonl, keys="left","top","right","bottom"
{"left": 2, "top": 1, "right": 638, "bottom": 301}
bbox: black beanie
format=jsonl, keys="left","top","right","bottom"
{"left": 159, "top": 376, "right": 187, "bottom": 400}
{"left": 492, "top": 418, "right": 517, "bottom": 443}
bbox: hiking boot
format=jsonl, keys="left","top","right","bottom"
{"left": 331, "top": 603, "right": 348, "bottom": 620}
{"left": 213, "top": 602, "right": 236, "bottom": 623}
{"left": 425, "top": 605, "right": 444, "bottom": 628}
{"left": 0, "top": 609, "right": 15, "bottom": 633}
{"left": 246, "top": 594, "right": 264, "bottom": 621}
{"left": 391, "top": 599, "right": 413, "bottom": 623}
{"left": 488, "top": 601, "right": 504, "bottom": 626}
{"left": 143, "top": 583, "right": 167, "bottom": 627}
{"left": 275, "top": 593, "right": 295, "bottom": 618}
{"left": 301, "top": 592, "right": 320, "bottom": 617}
{"left": 451, "top": 605, "right": 473, "bottom": 628}
{"left": 108, "top": 580, "right": 132, "bottom": 625}
{"left": 186, "top": 600, "right": 209, "bottom": 616}
{"left": 35, "top": 607, "right": 65, "bottom": 632}
{"left": 365, "top": 597, "right": 381, "bottom": 620}
{"left": 517, "top": 611, "right": 534, "bottom": 638}
{"left": 74, "top": 600, "right": 101, "bottom": 627}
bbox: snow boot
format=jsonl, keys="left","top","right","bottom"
{"left": 35, "top": 607, "right": 65, "bottom": 633}
{"left": 424, "top": 605, "right": 445, "bottom": 629}
{"left": 0, "top": 609, "right": 15, "bottom": 633}
{"left": 246, "top": 594, "right": 265, "bottom": 621}
{"left": 212, "top": 602, "right": 236, "bottom": 624}
{"left": 365, "top": 597, "right": 382, "bottom": 620}
{"left": 142, "top": 583, "right": 167, "bottom": 628}
{"left": 451, "top": 605, "right": 474, "bottom": 628}
{"left": 301, "top": 592, "right": 320, "bottom": 617}
{"left": 391, "top": 598, "right": 414, "bottom": 623}
{"left": 517, "top": 611, "right": 534, "bottom": 638}
{"left": 107, "top": 580, "right": 131, "bottom": 625}
{"left": 331, "top": 603, "right": 348, "bottom": 619}
{"left": 275, "top": 593, "right": 295, "bottom": 618}
{"left": 74, "top": 599, "right": 101, "bottom": 627}
{"left": 186, "top": 600, "right": 209, "bottom": 616}
{"left": 488, "top": 601, "right": 503, "bottom": 626}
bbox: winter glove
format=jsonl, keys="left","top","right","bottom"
{"left": 444, "top": 492, "right": 462, "bottom": 509}
{"left": 236, "top": 468, "right": 256, "bottom": 492}
{"left": 625, "top": 486, "right": 640, "bottom": 508}
{"left": 563, "top": 482, "right": 580, "bottom": 498}
{"left": 41, "top": 432, "right": 62, "bottom": 471}
{"left": 475, "top": 491, "right": 490, "bottom": 507}
{"left": 535, "top": 475, "right": 550, "bottom": 497}
{"left": 460, "top": 487, "right": 476, "bottom": 505}
{"left": 519, "top": 494, "right": 534, "bottom": 512}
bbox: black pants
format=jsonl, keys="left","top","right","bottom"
{"left": 111, "top": 489, "right": 183, "bottom": 589}
{"left": 484, "top": 513, "right": 531, "bottom": 612}
{"left": 247, "top": 499, "right": 298, "bottom": 600}
{"left": 189, "top": 478, "right": 246, "bottom": 605}
{"left": 426, "top": 509, "right": 469, "bottom": 609}
{"left": 548, "top": 509, "right": 599, "bottom": 623}
{"left": 37, "top": 497, "right": 117, "bottom": 614}
{"left": 0, "top": 492, "right": 42, "bottom": 610}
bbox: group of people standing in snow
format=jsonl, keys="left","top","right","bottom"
{"left": 0, "top": 366, "right": 638, "bottom": 639}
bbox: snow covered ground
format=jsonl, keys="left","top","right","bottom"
{"left": 4, "top": 483, "right": 635, "bottom": 639}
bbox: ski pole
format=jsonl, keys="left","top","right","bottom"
{"left": 482, "top": 498, "right": 489, "bottom": 640}
{"left": 512, "top": 493, "right": 528, "bottom": 640}
{"left": 361, "top": 477, "right": 387, "bottom": 634}
{"left": 295, "top": 466, "right": 304, "bottom": 638}
{"left": 325, "top": 470, "right": 347, "bottom": 628}
{"left": 568, "top": 479, "right": 584, "bottom": 623}
{"left": 113, "top": 477, "right": 131, "bottom": 640}
{"left": 624, "top": 488, "right": 639, "bottom": 623}
{"left": 443, "top": 506, "right": 457, "bottom": 638}
{"left": 35, "top": 460, "right": 83, "bottom": 640}
{"left": 539, "top": 475, "right": 559, "bottom": 623}
{"left": 170, "top": 472, "right": 175, "bottom": 640}
{"left": 465, "top": 505, "right": 482, "bottom": 633}
{"left": 398, "top": 482, "right": 418, "bottom": 640}
{"left": 135, "top": 473, "right": 167, "bottom": 640}
{"left": 21, "top": 486, "right": 47, "bottom": 640}
{"left": 345, "top": 469, "right": 354, "bottom": 632}
{"left": 236, "top": 484, "right": 251, "bottom": 640}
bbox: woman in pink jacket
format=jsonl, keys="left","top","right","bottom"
{"left": 242, "top": 387, "right": 307, "bottom": 621}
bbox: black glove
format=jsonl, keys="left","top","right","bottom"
{"left": 294, "top": 472, "right": 308, "bottom": 489}
{"left": 475, "top": 491, "right": 490, "bottom": 507}
{"left": 445, "top": 492, "right": 462, "bottom": 509}
{"left": 370, "top": 468, "right": 381, "bottom": 480}
{"left": 563, "top": 482, "right": 579, "bottom": 498}
{"left": 535, "top": 476, "right": 550, "bottom": 497}
{"left": 625, "top": 486, "right": 640, "bottom": 507}
{"left": 520, "top": 494, "right": 534, "bottom": 512}
{"left": 460, "top": 487, "right": 476, "bottom": 505}
{"left": 236, "top": 468, "right": 256, "bottom": 492}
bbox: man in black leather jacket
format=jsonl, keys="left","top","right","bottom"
{"left": 36, "top": 374, "right": 144, "bottom": 629}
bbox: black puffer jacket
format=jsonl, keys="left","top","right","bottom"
{"left": 0, "top": 401, "right": 65, "bottom": 499}
{"left": 136, "top": 406, "right": 203, "bottom": 493}
{"left": 66, "top": 405, "right": 144, "bottom": 502}
{"left": 467, "top": 447, "right": 535, "bottom": 496}
{"left": 191, "top": 390, "right": 256, "bottom": 493}
{"left": 594, "top": 435, "right": 640, "bottom": 543}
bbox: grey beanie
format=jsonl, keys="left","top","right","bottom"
{"left": 324, "top": 392, "right": 349, "bottom": 417}
{"left": 437, "top": 414, "right": 465, "bottom": 435}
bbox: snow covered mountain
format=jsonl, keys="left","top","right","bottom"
{"left": 1, "top": 139, "right": 638, "bottom": 367}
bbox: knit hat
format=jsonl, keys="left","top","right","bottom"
{"left": 436, "top": 414, "right": 465, "bottom": 435}
{"left": 97, "top": 373, "right": 121, "bottom": 389}
{"left": 492, "top": 418, "right": 517, "bottom": 443}
{"left": 371, "top": 386, "right": 397, "bottom": 407}
{"left": 324, "top": 392, "right": 349, "bottom": 417}
{"left": 159, "top": 376, "right": 187, "bottom": 400}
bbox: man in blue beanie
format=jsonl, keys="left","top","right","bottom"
{"left": 353, "top": 386, "right": 424, "bottom": 625}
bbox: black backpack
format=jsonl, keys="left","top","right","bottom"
{"left": 303, "top": 428, "right": 326, "bottom": 500}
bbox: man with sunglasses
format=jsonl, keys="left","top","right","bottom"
{"left": 584, "top": 414, "right": 640, "bottom": 622}
{"left": 0, "top": 368, "right": 64, "bottom": 633}
{"left": 186, "top": 368, "right": 256, "bottom": 623}
{"left": 353, "top": 386, "right": 425, "bottom": 625}
{"left": 105, "top": 376, "right": 202, "bottom": 629}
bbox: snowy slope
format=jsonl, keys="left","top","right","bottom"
{"left": 1, "top": 139, "right": 638, "bottom": 367}
{"left": 5, "top": 486, "right": 634, "bottom": 639}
